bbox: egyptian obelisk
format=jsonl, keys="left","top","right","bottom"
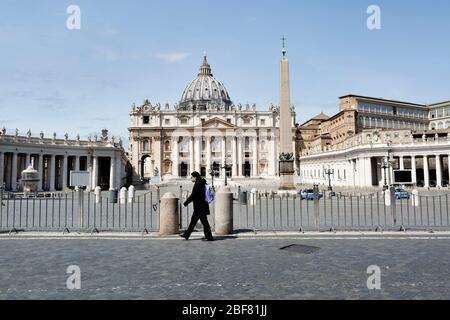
{"left": 278, "top": 38, "right": 296, "bottom": 193}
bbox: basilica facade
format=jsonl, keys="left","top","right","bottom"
{"left": 128, "top": 56, "right": 297, "bottom": 182}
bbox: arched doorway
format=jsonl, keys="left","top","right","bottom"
{"left": 141, "top": 155, "right": 151, "bottom": 178}
{"left": 180, "top": 162, "right": 188, "bottom": 177}
{"left": 200, "top": 167, "right": 206, "bottom": 177}
{"left": 244, "top": 161, "right": 251, "bottom": 177}
{"left": 212, "top": 162, "right": 220, "bottom": 177}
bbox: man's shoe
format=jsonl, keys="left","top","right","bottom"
{"left": 180, "top": 233, "right": 189, "bottom": 240}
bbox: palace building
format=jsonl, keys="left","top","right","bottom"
{"left": 297, "top": 96, "right": 450, "bottom": 188}
{"left": 128, "top": 56, "right": 297, "bottom": 182}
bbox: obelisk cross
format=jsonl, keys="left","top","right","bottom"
{"left": 281, "top": 36, "right": 287, "bottom": 56}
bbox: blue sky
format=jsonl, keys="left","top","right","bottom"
{"left": 0, "top": 0, "right": 449, "bottom": 144}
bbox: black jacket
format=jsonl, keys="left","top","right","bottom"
{"left": 184, "top": 178, "right": 211, "bottom": 216}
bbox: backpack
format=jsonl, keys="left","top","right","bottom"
{"left": 205, "top": 183, "right": 215, "bottom": 204}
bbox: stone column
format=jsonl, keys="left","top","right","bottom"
{"left": 206, "top": 137, "right": 211, "bottom": 174}
{"left": 351, "top": 160, "right": 356, "bottom": 187}
{"left": 75, "top": 155, "right": 80, "bottom": 171}
{"left": 109, "top": 157, "right": 116, "bottom": 190}
{"left": 221, "top": 136, "right": 226, "bottom": 178}
{"left": 411, "top": 156, "right": 417, "bottom": 185}
{"left": 189, "top": 137, "right": 194, "bottom": 174}
{"left": 355, "top": 158, "right": 361, "bottom": 187}
{"left": 49, "top": 155, "right": 56, "bottom": 191}
{"left": 86, "top": 154, "right": 92, "bottom": 191}
{"left": 194, "top": 136, "right": 201, "bottom": 172}
{"left": 92, "top": 156, "right": 98, "bottom": 189}
{"left": 269, "top": 138, "right": 276, "bottom": 176}
{"left": 36, "top": 154, "right": 43, "bottom": 191}
{"left": 436, "top": 155, "right": 442, "bottom": 188}
{"left": 399, "top": 156, "right": 405, "bottom": 170}
{"left": 380, "top": 161, "right": 386, "bottom": 187}
{"left": 25, "top": 153, "right": 31, "bottom": 167}
{"left": 11, "top": 152, "right": 18, "bottom": 191}
{"left": 448, "top": 154, "right": 450, "bottom": 184}
{"left": 365, "top": 158, "right": 372, "bottom": 187}
{"left": 292, "top": 139, "right": 297, "bottom": 174}
{"left": 172, "top": 137, "right": 179, "bottom": 177}
{"left": 237, "top": 137, "right": 243, "bottom": 176}
{"left": 232, "top": 136, "right": 237, "bottom": 177}
{"left": 273, "top": 134, "right": 279, "bottom": 176}
{"left": 154, "top": 137, "right": 162, "bottom": 178}
{"left": 252, "top": 136, "right": 258, "bottom": 177}
{"left": 0, "top": 152, "right": 4, "bottom": 189}
{"left": 115, "top": 153, "right": 121, "bottom": 189}
{"left": 62, "top": 155, "right": 68, "bottom": 190}
{"left": 423, "top": 155, "right": 430, "bottom": 188}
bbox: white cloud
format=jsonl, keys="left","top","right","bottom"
{"left": 153, "top": 52, "right": 189, "bottom": 63}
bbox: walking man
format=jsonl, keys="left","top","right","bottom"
{"left": 181, "top": 171, "right": 214, "bottom": 241}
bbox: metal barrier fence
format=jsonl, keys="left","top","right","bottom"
{"left": 230, "top": 188, "right": 450, "bottom": 231}
{"left": 0, "top": 189, "right": 161, "bottom": 233}
{"left": 1, "top": 187, "right": 449, "bottom": 233}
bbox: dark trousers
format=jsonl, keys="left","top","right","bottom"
{"left": 185, "top": 214, "right": 213, "bottom": 239}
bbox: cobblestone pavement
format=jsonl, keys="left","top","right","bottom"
{"left": 0, "top": 234, "right": 449, "bottom": 300}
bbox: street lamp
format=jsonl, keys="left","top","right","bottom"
{"left": 221, "top": 159, "right": 232, "bottom": 187}
{"left": 378, "top": 156, "right": 393, "bottom": 191}
{"left": 324, "top": 169, "right": 334, "bottom": 191}
{"left": 209, "top": 168, "right": 215, "bottom": 189}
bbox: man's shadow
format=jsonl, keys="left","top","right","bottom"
{"left": 188, "top": 235, "right": 238, "bottom": 241}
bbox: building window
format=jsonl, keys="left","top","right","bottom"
{"left": 164, "top": 141, "right": 171, "bottom": 151}
{"left": 260, "top": 119, "right": 266, "bottom": 126}
{"left": 227, "top": 119, "right": 231, "bottom": 124}
{"left": 244, "top": 137, "right": 250, "bottom": 150}
{"left": 165, "top": 119, "right": 170, "bottom": 125}
{"left": 180, "top": 118, "right": 188, "bottom": 125}
{"left": 143, "top": 139, "right": 150, "bottom": 151}
{"left": 143, "top": 116, "right": 150, "bottom": 124}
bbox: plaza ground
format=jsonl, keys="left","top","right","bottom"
{"left": 0, "top": 232, "right": 449, "bottom": 300}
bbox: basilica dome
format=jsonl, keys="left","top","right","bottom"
{"left": 179, "top": 56, "right": 232, "bottom": 110}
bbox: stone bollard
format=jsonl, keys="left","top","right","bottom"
{"left": 159, "top": 192, "right": 179, "bottom": 235}
{"left": 119, "top": 187, "right": 127, "bottom": 204}
{"left": 384, "top": 189, "right": 391, "bottom": 206}
{"left": 128, "top": 185, "right": 135, "bottom": 203}
{"left": 215, "top": 186, "right": 234, "bottom": 235}
{"left": 94, "top": 186, "right": 102, "bottom": 204}
{"left": 412, "top": 189, "right": 420, "bottom": 207}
